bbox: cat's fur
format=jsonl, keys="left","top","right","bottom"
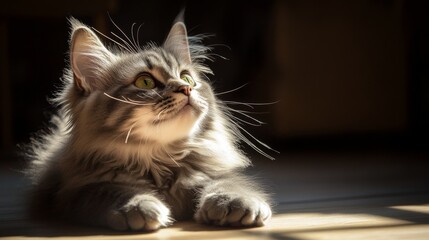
{"left": 25, "top": 15, "right": 272, "bottom": 231}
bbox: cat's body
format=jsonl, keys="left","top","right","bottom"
{"left": 26, "top": 15, "right": 272, "bottom": 231}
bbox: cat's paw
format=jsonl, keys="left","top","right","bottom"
{"left": 106, "top": 194, "right": 172, "bottom": 231}
{"left": 195, "top": 194, "right": 271, "bottom": 227}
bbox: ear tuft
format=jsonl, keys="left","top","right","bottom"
{"left": 69, "top": 18, "right": 114, "bottom": 92}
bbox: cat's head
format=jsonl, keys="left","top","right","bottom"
{"left": 62, "top": 17, "right": 215, "bottom": 145}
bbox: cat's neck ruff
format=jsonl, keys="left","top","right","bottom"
{"left": 66, "top": 117, "right": 250, "bottom": 175}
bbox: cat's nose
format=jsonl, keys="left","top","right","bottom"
{"left": 176, "top": 85, "right": 192, "bottom": 96}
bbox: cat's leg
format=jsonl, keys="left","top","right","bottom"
{"left": 55, "top": 182, "right": 172, "bottom": 231}
{"left": 195, "top": 174, "right": 272, "bottom": 227}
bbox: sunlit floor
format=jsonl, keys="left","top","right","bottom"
{"left": 1, "top": 151, "right": 429, "bottom": 240}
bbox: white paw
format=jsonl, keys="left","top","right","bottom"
{"left": 195, "top": 194, "right": 272, "bottom": 227}
{"left": 106, "top": 194, "right": 172, "bottom": 231}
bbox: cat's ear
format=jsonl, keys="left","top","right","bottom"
{"left": 69, "top": 18, "right": 114, "bottom": 92}
{"left": 163, "top": 12, "right": 192, "bottom": 64}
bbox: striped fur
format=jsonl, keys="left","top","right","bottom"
{"left": 25, "top": 16, "right": 272, "bottom": 231}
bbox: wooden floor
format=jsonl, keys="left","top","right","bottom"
{"left": 1, "top": 151, "right": 429, "bottom": 240}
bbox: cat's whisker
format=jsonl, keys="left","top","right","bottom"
{"left": 224, "top": 112, "right": 263, "bottom": 127}
{"left": 207, "top": 43, "right": 232, "bottom": 50}
{"left": 222, "top": 101, "right": 254, "bottom": 109}
{"left": 235, "top": 128, "right": 276, "bottom": 160}
{"left": 227, "top": 100, "right": 280, "bottom": 106}
{"left": 125, "top": 121, "right": 137, "bottom": 144}
{"left": 124, "top": 97, "right": 149, "bottom": 104}
{"left": 136, "top": 23, "right": 143, "bottom": 50}
{"left": 236, "top": 123, "right": 278, "bottom": 153}
{"left": 104, "top": 92, "right": 155, "bottom": 106}
{"left": 163, "top": 146, "right": 180, "bottom": 167}
{"left": 155, "top": 108, "right": 168, "bottom": 122}
{"left": 229, "top": 121, "right": 277, "bottom": 160}
{"left": 137, "top": 93, "right": 155, "bottom": 100}
{"left": 220, "top": 105, "right": 269, "bottom": 115}
{"left": 91, "top": 27, "right": 133, "bottom": 52}
{"left": 130, "top": 23, "right": 141, "bottom": 51}
{"left": 215, "top": 83, "right": 249, "bottom": 96}
{"left": 151, "top": 90, "right": 163, "bottom": 99}
{"left": 111, "top": 32, "right": 137, "bottom": 53}
{"left": 218, "top": 100, "right": 279, "bottom": 159}
{"left": 224, "top": 107, "right": 266, "bottom": 125}
{"left": 205, "top": 53, "right": 227, "bottom": 61}
{"left": 108, "top": 14, "right": 139, "bottom": 52}
{"left": 130, "top": 23, "right": 136, "bottom": 48}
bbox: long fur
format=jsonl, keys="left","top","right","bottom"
{"left": 25, "top": 16, "right": 272, "bottom": 231}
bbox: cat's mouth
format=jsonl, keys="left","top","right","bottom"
{"left": 152, "top": 98, "right": 196, "bottom": 124}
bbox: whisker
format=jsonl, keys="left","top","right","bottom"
{"left": 163, "top": 146, "right": 180, "bottom": 167}
{"left": 215, "top": 83, "right": 249, "bottom": 96}
{"left": 151, "top": 90, "right": 163, "bottom": 99}
{"left": 137, "top": 93, "right": 155, "bottom": 100}
{"left": 221, "top": 105, "right": 268, "bottom": 114}
{"left": 224, "top": 107, "right": 266, "bottom": 125}
{"left": 234, "top": 124, "right": 278, "bottom": 160}
{"left": 225, "top": 112, "right": 263, "bottom": 127}
{"left": 222, "top": 101, "right": 254, "bottom": 109}
{"left": 236, "top": 124, "right": 278, "bottom": 154}
{"left": 130, "top": 23, "right": 140, "bottom": 51}
{"left": 111, "top": 32, "right": 137, "bottom": 53}
{"left": 125, "top": 122, "right": 137, "bottom": 144}
{"left": 222, "top": 100, "right": 280, "bottom": 107}
{"left": 233, "top": 126, "right": 275, "bottom": 160}
{"left": 137, "top": 138, "right": 143, "bottom": 168}
{"left": 207, "top": 43, "right": 232, "bottom": 50}
{"left": 123, "top": 96, "right": 150, "bottom": 104}
{"left": 155, "top": 108, "right": 168, "bottom": 122}
{"left": 205, "top": 53, "right": 228, "bottom": 61}
{"left": 91, "top": 27, "right": 132, "bottom": 52}
{"left": 104, "top": 92, "right": 155, "bottom": 106}
{"left": 136, "top": 23, "right": 143, "bottom": 49}
{"left": 235, "top": 101, "right": 279, "bottom": 106}
{"left": 108, "top": 13, "right": 139, "bottom": 52}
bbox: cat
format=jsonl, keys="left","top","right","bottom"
{"left": 25, "top": 13, "right": 273, "bottom": 231}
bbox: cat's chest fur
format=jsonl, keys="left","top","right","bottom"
{"left": 63, "top": 156, "right": 209, "bottom": 219}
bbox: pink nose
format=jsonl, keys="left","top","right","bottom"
{"left": 177, "top": 85, "right": 192, "bottom": 96}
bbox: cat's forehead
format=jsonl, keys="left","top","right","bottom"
{"left": 113, "top": 48, "right": 188, "bottom": 83}
{"left": 141, "top": 48, "right": 180, "bottom": 70}
{"left": 136, "top": 48, "right": 188, "bottom": 79}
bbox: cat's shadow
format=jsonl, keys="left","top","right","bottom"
{"left": 1, "top": 219, "right": 252, "bottom": 238}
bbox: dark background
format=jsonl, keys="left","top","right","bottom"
{"left": 1, "top": 0, "right": 428, "bottom": 160}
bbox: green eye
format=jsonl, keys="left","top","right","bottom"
{"left": 135, "top": 75, "right": 155, "bottom": 89}
{"left": 180, "top": 73, "right": 196, "bottom": 87}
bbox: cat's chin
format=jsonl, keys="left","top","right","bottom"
{"left": 176, "top": 104, "right": 197, "bottom": 118}
{"left": 151, "top": 104, "right": 196, "bottom": 125}
{"left": 138, "top": 106, "right": 202, "bottom": 144}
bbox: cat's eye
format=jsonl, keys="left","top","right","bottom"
{"left": 135, "top": 74, "right": 155, "bottom": 89}
{"left": 180, "top": 73, "right": 196, "bottom": 87}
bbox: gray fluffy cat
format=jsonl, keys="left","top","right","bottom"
{"left": 26, "top": 15, "right": 272, "bottom": 231}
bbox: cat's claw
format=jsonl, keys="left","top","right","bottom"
{"left": 106, "top": 194, "right": 172, "bottom": 231}
{"left": 195, "top": 194, "right": 271, "bottom": 227}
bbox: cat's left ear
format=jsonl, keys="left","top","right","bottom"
{"left": 163, "top": 13, "right": 192, "bottom": 65}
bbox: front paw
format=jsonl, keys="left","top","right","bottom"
{"left": 195, "top": 194, "right": 271, "bottom": 227}
{"left": 106, "top": 194, "right": 172, "bottom": 231}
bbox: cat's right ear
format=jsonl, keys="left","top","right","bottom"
{"left": 69, "top": 18, "right": 114, "bottom": 93}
